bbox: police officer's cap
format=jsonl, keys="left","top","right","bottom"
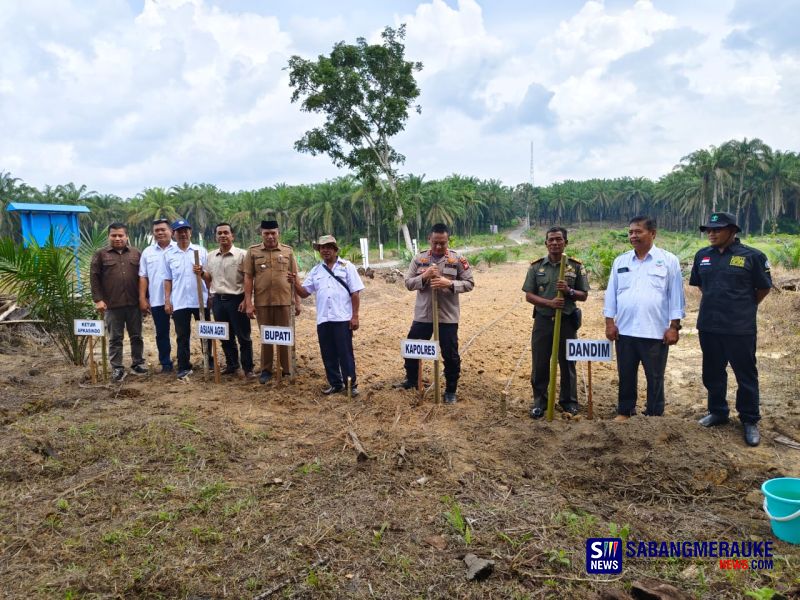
{"left": 699, "top": 212, "right": 740, "bottom": 233}
{"left": 260, "top": 220, "right": 279, "bottom": 230}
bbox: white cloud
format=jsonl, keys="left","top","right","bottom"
{"left": 0, "top": 0, "right": 797, "bottom": 198}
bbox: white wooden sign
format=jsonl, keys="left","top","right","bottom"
{"left": 401, "top": 339, "right": 440, "bottom": 360}
{"left": 261, "top": 325, "right": 294, "bottom": 346}
{"left": 359, "top": 237, "right": 370, "bottom": 269}
{"left": 73, "top": 319, "right": 105, "bottom": 337}
{"left": 567, "top": 339, "right": 613, "bottom": 362}
{"left": 197, "top": 321, "right": 229, "bottom": 341}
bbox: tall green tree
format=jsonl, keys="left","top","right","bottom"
{"left": 288, "top": 25, "right": 423, "bottom": 252}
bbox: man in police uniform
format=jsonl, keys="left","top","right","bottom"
{"left": 395, "top": 223, "right": 474, "bottom": 404}
{"left": 522, "top": 227, "right": 589, "bottom": 418}
{"left": 689, "top": 212, "right": 772, "bottom": 447}
{"left": 243, "top": 220, "right": 301, "bottom": 384}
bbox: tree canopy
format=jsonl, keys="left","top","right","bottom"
{"left": 288, "top": 25, "right": 423, "bottom": 251}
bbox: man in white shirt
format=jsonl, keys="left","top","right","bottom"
{"left": 603, "top": 216, "right": 685, "bottom": 420}
{"left": 202, "top": 223, "right": 255, "bottom": 379}
{"left": 289, "top": 235, "right": 365, "bottom": 396}
{"left": 163, "top": 219, "right": 210, "bottom": 380}
{"left": 138, "top": 218, "right": 176, "bottom": 373}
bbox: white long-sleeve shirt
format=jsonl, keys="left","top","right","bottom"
{"left": 603, "top": 245, "right": 685, "bottom": 340}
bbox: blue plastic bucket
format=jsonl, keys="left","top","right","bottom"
{"left": 761, "top": 478, "right": 800, "bottom": 544}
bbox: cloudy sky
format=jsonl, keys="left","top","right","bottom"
{"left": 1, "top": 0, "right": 797, "bottom": 197}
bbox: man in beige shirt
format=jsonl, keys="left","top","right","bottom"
{"left": 396, "top": 223, "right": 475, "bottom": 403}
{"left": 202, "top": 223, "right": 254, "bottom": 378}
{"left": 243, "top": 220, "right": 301, "bottom": 384}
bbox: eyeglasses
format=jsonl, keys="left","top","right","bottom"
{"left": 152, "top": 219, "right": 170, "bottom": 226}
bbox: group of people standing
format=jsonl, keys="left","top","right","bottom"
{"left": 90, "top": 212, "right": 772, "bottom": 446}
{"left": 527, "top": 212, "right": 772, "bottom": 447}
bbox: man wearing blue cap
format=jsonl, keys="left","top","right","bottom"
{"left": 163, "top": 219, "right": 211, "bottom": 380}
{"left": 690, "top": 212, "right": 772, "bottom": 447}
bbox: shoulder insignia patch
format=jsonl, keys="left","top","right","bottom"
{"left": 531, "top": 257, "right": 544, "bottom": 265}
{"left": 569, "top": 256, "right": 583, "bottom": 264}
{"left": 459, "top": 256, "right": 470, "bottom": 270}
{"left": 418, "top": 256, "right": 430, "bottom": 265}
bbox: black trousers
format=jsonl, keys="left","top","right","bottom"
{"left": 172, "top": 307, "right": 211, "bottom": 372}
{"left": 317, "top": 321, "right": 356, "bottom": 388}
{"left": 403, "top": 321, "right": 460, "bottom": 393}
{"left": 615, "top": 335, "right": 669, "bottom": 416}
{"left": 531, "top": 314, "right": 578, "bottom": 410}
{"left": 211, "top": 293, "right": 254, "bottom": 372}
{"left": 699, "top": 332, "right": 760, "bottom": 424}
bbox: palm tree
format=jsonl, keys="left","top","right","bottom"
{"left": 723, "top": 138, "right": 767, "bottom": 223}
{"left": 172, "top": 183, "right": 221, "bottom": 243}
{"left": 129, "top": 187, "right": 180, "bottom": 226}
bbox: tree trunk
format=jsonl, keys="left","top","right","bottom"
{"left": 385, "top": 173, "right": 413, "bottom": 252}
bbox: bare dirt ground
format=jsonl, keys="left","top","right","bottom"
{"left": 0, "top": 261, "right": 798, "bottom": 599}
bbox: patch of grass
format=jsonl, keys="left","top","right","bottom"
{"left": 102, "top": 529, "right": 128, "bottom": 545}
{"left": 442, "top": 495, "right": 472, "bottom": 545}
{"left": 496, "top": 530, "right": 533, "bottom": 549}
{"left": 607, "top": 521, "right": 631, "bottom": 544}
{"left": 297, "top": 459, "right": 321, "bottom": 475}
{"left": 190, "top": 526, "right": 223, "bottom": 544}
{"left": 546, "top": 549, "right": 571, "bottom": 568}
{"left": 556, "top": 509, "right": 597, "bottom": 537}
{"left": 372, "top": 521, "right": 389, "bottom": 546}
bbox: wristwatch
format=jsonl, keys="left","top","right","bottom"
{"left": 669, "top": 323, "right": 682, "bottom": 331}
{"left": 568, "top": 288, "right": 575, "bottom": 298}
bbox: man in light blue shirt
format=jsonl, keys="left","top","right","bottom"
{"left": 603, "top": 216, "right": 685, "bottom": 419}
{"left": 163, "top": 219, "right": 210, "bottom": 380}
{"left": 290, "top": 235, "right": 365, "bottom": 396}
{"left": 138, "top": 218, "right": 176, "bottom": 373}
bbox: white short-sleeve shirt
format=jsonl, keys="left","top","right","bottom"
{"left": 139, "top": 241, "right": 176, "bottom": 307}
{"left": 301, "top": 258, "right": 365, "bottom": 325}
{"left": 163, "top": 243, "right": 208, "bottom": 311}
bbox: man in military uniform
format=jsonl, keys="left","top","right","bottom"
{"left": 523, "top": 227, "right": 589, "bottom": 418}
{"left": 689, "top": 212, "right": 772, "bottom": 447}
{"left": 395, "top": 223, "right": 474, "bottom": 404}
{"left": 243, "top": 220, "right": 301, "bottom": 384}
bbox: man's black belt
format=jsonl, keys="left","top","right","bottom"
{"left": 215, "top": 293, "right": 245, "bottom": 301}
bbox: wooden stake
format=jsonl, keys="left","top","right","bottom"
{"left": 432, "top": 289, "right": 441, "bottom": 404}
{"left": 193, "top": 249, "right": 209, "bottom": 381}
{"left": 347, "top": 376, "right": 352, "bottom": 400}
{"left": 212, "top": 339, "right": 220, "bottom": 384}
{"left": 275, "top": 349, "right": 282, "bottom": 384}
{"left": 290, "top": 284, "right": 297, "bottom": 381}
{"left": 417, "top": 359, "right": 423, "bottom": 402}
{"left": 587, "top": 361, "right": 594, "bottom": 420}
{"left": 88, "top": 336, "right": 97, "bottom": 384}
{"left": 546, "top": 255, "right": 566, "bottom": 422}
{"left": 101, "top": 334, "right": 109, "bottom": 382}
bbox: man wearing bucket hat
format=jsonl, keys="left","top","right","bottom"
{"left": 289, "top": 235, "right": 365, "bottom": 395}
{"left": 689, "top": 212, "right": 772, "bottom": 447}
{"left": 243, "top": 220, "right": 301, "bottom": 384}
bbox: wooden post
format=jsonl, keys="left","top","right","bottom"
{"left": 587, "top": 361, "right": 594, "bottom": 420}
{"left": 88, "top": 336, "right": 97, "bottom": 384}
{"left": 290, "top": 284, "right": 297, "bottom": 381}
{"left": 101, "top": 333, "right": 109, "bottom": 382}
{"left": 417, "top": 360, "right": 423, "bottom": 402}
{"left": 432, "top": 289, "right": 441, "bottom": 404}
{"left": 275, "top": 349, "right": 282, "bottom": 383}
{"left": 212, "top": 339, "right": 220, "bottom": 384}
{"left": 347, "top": 376, "right": 352, "bottom": 400}
{"left": 193, "top": 249, "right": 209, "bottom": 381}
{"left": 546, "top": 255, "right": 566, "bottom": 422}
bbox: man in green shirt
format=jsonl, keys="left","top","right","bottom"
{"left": 522, "top": 227, "right": 589, "bottom": 418}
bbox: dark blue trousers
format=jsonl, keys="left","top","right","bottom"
{"left": 699, "top": 332, "right": 760, "bottom": 424}
{"left": 317, "top": 321, "right": 357, "bottom": 388}
{"left": 150, "top": 305, "right": 173, "bottom": 370}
